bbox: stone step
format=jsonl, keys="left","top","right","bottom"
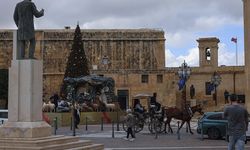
{"left": 0, "top": 135, "right": 104, "bottom": 150}
{"left": 68, "top": 143, "right": 104, "bottom": 150}
{"left": 43, "top": 140, "right": 93, "bottom": 150}
{"left": 0, "top": 143, "right": 104, "bottom": 150}
{"left": 36, "top": 136, "right": 80, "bottom": 147}
{"left": 0, "top": 135, "right": 80, "bottom": 147}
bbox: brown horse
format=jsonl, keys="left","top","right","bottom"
{"left": 164, "top": 104, "right": 204, "bottom": 134}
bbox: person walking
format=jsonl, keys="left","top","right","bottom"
{"left": 74, "top": 104, "right": 80, "bottom": 129}
{"left": 224, "top": 94, "right": 249, "bottom": 150}
{"left": 124, "top": 109, "right": 135, "bottom": 142}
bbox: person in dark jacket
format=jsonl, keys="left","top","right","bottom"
{"left": 74, "top": 106, "right": 80, "bottom": 129}
{"left": 150, "top": 92, "right": 161, "bottom": 112}
{"left": 50, "top": 93, "right": 59, "bottom": 112}
{"left": 224, "top": 94, "right": 249, "bottom": 150}
{"left": 13, "top": 0, "right": 44, "bottom": 59}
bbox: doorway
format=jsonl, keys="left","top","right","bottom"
{"left": 117, "top": 90, "right": 129, "bottom": 111}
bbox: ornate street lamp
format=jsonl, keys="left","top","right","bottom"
{"left": 178, "top": 61, "right": 191, "bottom": 80}
{"left": 101, "top": 55, "right": 109, "bottom": 70}
{"left": 211, "top": 72, "right": 221, "bottom": 106}
{"left": 177, "top": 60, "right": 191, "bottom": 109}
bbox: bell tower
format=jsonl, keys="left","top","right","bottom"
{"left": 197, "top": 37, "right": 220, "bottom": 68}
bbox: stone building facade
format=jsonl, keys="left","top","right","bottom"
{"left": 243, "top": 0, "right": 250, "bottom": 111}
{"left": 0, "top": 29, "right": 245, "bottom": 111}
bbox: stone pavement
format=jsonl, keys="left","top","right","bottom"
{"left": 54, "top": 119, "right": 250, "bottom": 150}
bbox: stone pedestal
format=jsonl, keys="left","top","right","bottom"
{"left": 0, "top": 60, "right": 51, "bottom": 138}
{"left": 190, "top": 99, "right": 197, "bottom": 107}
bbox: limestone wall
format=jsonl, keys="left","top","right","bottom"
{"left": 0, "top": 29, "right": 247, "bottom": 111}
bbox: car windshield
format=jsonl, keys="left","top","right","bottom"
{"left": 200, "top": 114, "right": 207, "bottom": 120}
{"left": 207, "top": 113, "right": 224, "bottom": 120}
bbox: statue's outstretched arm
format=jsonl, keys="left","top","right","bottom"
{"left": 32, "top": 3, "right": 44, "bottom": 18}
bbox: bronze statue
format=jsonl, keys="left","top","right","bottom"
{"left": 14, "top": 0, "right": 44, "bottom": 59}
{"left": 190, "top": 84, "right": 195, "bottom": 99}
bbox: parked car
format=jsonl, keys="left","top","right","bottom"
{"left": 197, "top": 112, "right": 228, "bottom": 139}
{"left": 197, "top": 111, "right": 250, "bottom": 140}
{"left": 0, "top": 109, "right": 8, "bottom": 124}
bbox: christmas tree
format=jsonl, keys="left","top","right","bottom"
{"left": 61, "top": 25, "right": 90, "bottom": 94}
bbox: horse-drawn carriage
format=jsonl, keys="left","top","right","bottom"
{"left": 122, "top": 93, "right": 167, "bottom": 134}
{"left": 122, "top": 93, "right": 204, "bottom": 134}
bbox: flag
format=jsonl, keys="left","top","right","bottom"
{"left": 208, "top": 83, "right": 215, "bottom": 93}
{"left": 231, "top": 37, "right": 237, "bottom": 43}
{"left": 178, "top": 78, "right": 186, "bottom": 90}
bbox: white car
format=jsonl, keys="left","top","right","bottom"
{"left": 0, "top": 109, "right": 8, "bottom": 124}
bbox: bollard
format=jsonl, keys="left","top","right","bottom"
{"left": 101, "top": 117, "right": 104, "bottom": 131}
{"left": 177, "top": 121, "right": 180, "bottom": 140}
{"left": 112, "top": 121, "right": 115, "bottom": 138}
{"left": 201, "top": 121, "right": 203, "bottom": 141}
{"left": 1, "top": 120, "right": 3, "bottom": 124}
{"left": 155, "top": 125, "right": 158, "bottom": 139}
{"left": 117, "top": 119, "right": 120, "bottom": 131}
{"left": 186, "top": 122, "right": 188, "bottom": 133}
{"left": 154, "top": 121, "right": 158, "bottom": 139}
{"left": 55, "top": 117, "right": 58, "bottom": 130}
{"left": 53, "top": 118, "right": 57, "bottom": 135}
{"left": 70, "top": 117, "right": 72, "bottom": 131}
{"left": 85, "top": 117, "right": 88, "bottom": 131}
{"left": 116, "top": 111, "right": 120, "bottom": 131}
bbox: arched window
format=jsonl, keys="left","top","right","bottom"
{"left": 205, "top": 48, "right": 211, "bottom": 61}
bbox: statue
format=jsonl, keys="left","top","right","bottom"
{"left": 190, "top": 84, "right": 195, "bottom": 99}
{"left": 13, "top": 0, "right": 44, "bottom": 59}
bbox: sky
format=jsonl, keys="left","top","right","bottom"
{"left": 0, "top": 0, "right": 244, "bottom": 67}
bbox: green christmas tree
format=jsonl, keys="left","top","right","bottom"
{"left": 61, "top": 25, "right": 90, "bottom": 94}
{"left": 64, "top": 25, "right": 90, "bottom": 78}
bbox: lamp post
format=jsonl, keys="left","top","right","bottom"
{"left": 177, "top": 60, "right": 191, "bottom": 110}
{"left": 66, "top": 85, "right": 76, "bottom": 136}
{"left": 211, "top": 72, "right": 221, "bottom": 106}
{"left": 101, "top": 55, "right": 109, "bottom": 70}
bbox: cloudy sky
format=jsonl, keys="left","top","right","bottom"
{"left": 0, "top": 0, "right": 244, "bottom": 67}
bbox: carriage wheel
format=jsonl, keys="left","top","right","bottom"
{"left": 122, "top": 117, "right": 144, "bottom": 133}
{"left": 134, "top": 123, "right": 144, "bottom": 133}
{"left": 148, "top": 122, "right": 154, "bottom": 133}
{"left": 134, "top": 116, "right": 144, "bottom": 133}
{"left": 148, "top": 119, "right": 162, "bottom": 134}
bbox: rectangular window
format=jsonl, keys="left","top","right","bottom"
{"left": 205, "top": 82, "right": 212, "bottom": 95}
{"left": 157, "top": 74, "right": 163, "bottom": 83}
{"left": 141, "top": 75, "right": 149, "bottom": 83}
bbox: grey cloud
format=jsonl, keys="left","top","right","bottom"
{"left": 1, "top": 0, "right": 242, "bottom": 31}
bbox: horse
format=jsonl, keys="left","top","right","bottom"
{"left": 164, "top": 104, "right": 204, "bottom": 134}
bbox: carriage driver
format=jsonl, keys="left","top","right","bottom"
{"left": 150, "top": 92, "right": 162, "bottom": 112}
{"left": 133, "top": 99, "right": 145, "bottom": 119}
